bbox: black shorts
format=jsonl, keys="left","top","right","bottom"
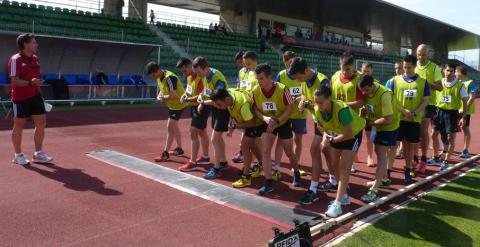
{"left": 259, "top": 120, "right": 293, "bottom": 140}
{"left": 190, "top": 105, "right": 210, "bottom": 129}
{"left": 463, "top": 114, "right": 471, "bottom": 127}
{"left": 397, "top": 121, "right": 421, "bottom": 143}
{"left": 433, "top": 109, "right": 459, "bottom": 134}
{"left": 424, "top": 105, "right": 438, "bottom": 119}
{"left": 244, "top": 126, "right": 262, "bottom": 138}
{"left": 12, "top": 94, "right": 46, "bottom": 118}
{"left": 331, "top": 132, "right": 363, "bottom": 151}
{"left": 314, "top": 123, "right": 323, "bottom": 136}
{"left": 168, "top": 109, "right": 184, "bottom": 120}
{"left": 211, "top": 107, "right": 230, "bottom": 132}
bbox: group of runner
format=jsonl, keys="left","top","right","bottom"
{"left": 146, "top": 44, "right": 476, "bottom": 218}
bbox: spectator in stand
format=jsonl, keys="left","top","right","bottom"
{"left": 295, "top": 28, "right": 303, "bottom": 38}
{"left": 258, "top": 23, "right": 262, "bottom": 39}
{"left": 149, "top": 10, "right": 155, "bottom": 25}
{"left": 266, "top": 26, "right": 271, "bottom": 39}
{"left": 209, "top": 23, "right": 214, "bottom": 33}
{"left": 214, "top": 23, "right": 218, "bottom": 33}
{"left": 95, "top": 69, "right": 108, "bottom": 85}
{"left": 275, "top": 25, "right": 282, "bottom": 38}
{"left": 116, "top": 0, "right": 124, "bottom": 18}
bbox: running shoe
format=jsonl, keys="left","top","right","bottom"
{"left": 250, "top": 163, "right": 263, "bottom": 178}
{"left": 258, "top": 180, "right": 274, "bottom": 196}
{"left": 292, "top": 171, "right": 301, "bottom": 187}
{"left": 427, "top": 157, "right": 442, "bottom": 166}
{"left": 440, "top": 160, "right": 449, "bottom": 171}
{"left": 271, "top": 169, "right": 282, "bottom": 181}
{"left": 298, "top": 190, "right": 319, "bottom": 205}
{"left": 172, "top": 147, "right": 185, "bottom": 156}
{"left": 404, "top": 169, "right": 413, "bottom": 184}
{"left": 33, "top": 151, "right": 53, "bottom": 163}
{"left": 154, "top": 151, "right": 170, "bottom": 162}
{"left": 329, "top": 194, "right": 351, "bottom": 206}
{"left": 317, "top": 181, "right": 338, "bottom": 192}
{"left": 196, "top": 156, "right": 211, "bottom": 165}
{"left": 203, "top": 167, "right": 220, "bottom": 179}
{"left": 417, "top": 160, "right": 426, "bottom": 174}
{"left": 179, "top": 161, "right": 197, "bottom": 172}
{"left": 219, "top": 161, "right": 228, "bottom": 170}
{"left": 459, "top": 150, "right": 469, "bottom": 159}
{"left": 232, "top": 175, "right": 251, "bottom": 188}
{"left": 361, "top": 190, "right": 379, "bottom": 203}
{"left": 13, "top": 153, "right": 30, "bottom": 166}
{"left": 231, "top": 150, "right": 243, "bottom": 163}
{"left": 325, "top": 202, "right": 342, "bottom": 218}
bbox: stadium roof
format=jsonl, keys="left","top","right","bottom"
{"left": 149, "top": 0, "right": 480, "bottom": 51}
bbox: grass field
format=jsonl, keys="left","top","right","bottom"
{"left": 335, "top": 167, "right": 480, "bottom": 247}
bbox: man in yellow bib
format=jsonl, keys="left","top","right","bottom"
{"left": 176, "top": 57, "right": 211, "bottom": 169}
{"left": 146, "top": 62, "right": 188, "bottom": 163}
{"left": 456, "top": 65, "right": 477, "bottom": 158}
{"left": 273, "top": 51, "right": 306, "bottom": 181}
{"left": 430, "top": 63, "right": 468, "bottom": 171}
{"left": 232, "top": 51, "right": 259, "bottom": 164}
{"left": 330, "top": 52, "right": 365, "bottom": 173}
{"left": 388, "top": 55, "right": 430, "bottom": 184}
{"left": 210, "top": 88, "right": 263, "bottom": 188}
{"left": 415, "top": 44, "right": 443, "bottom": 171}
{"left": 252, "top": 64, "right": 300, "bottom": 195}
{"left": 359, "top": 75, "right": 400, "bottom": 202}
{"left": 190, "top": 57, "right": 230, "bottom": 179}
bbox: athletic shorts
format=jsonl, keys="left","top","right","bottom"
{"left": 259, "top": 120, "right": 293, "bottom": 140}
{"left": 331, "top": 132, "right": 363, "bottom": 151}
{"left": 244, "top": 126, "right": 262, "bottom": 138}
{"left": 424, "top": 105, "right": 438, "bottom": 119}
{"left": 433, "top": 109, "right": 459, "bottom": 134}
{"left": 314, "top": 123, "right": 323, "bottom": 137}
{"left": 290, "top": 118, "right": 307, "bottom": 134}
{"left": 168, "top": 109, "right": 184, "bottom": 120}
{"left": 464, "top": 114, "right": 471, "bottom": 127}
{"left": 371, "top": 129, "right": 398, "bottom": 147}
{"left": 211, "top": 107, "right": 230, "bottom": 132}
{"left": 12, "top": 94, "right": 46, "bottom": 118}
{"left": 365, "top": 123, "right": 373, "bottom": 132}
{"left": 397, "top": 121, "right": 421, "bottom": 143}
{"left": 190, "top": 105, "right": 210, "bottom": 129}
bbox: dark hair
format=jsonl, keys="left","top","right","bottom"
{"left": 289, "top": 57, "right": 308, "bottom": 75}
{"left": 314, "top": 84, "right": 332, "bottom": 98}
{"left": 192, "top": 56, "right": 208, "bottom": 69}
{"left": 339, "top": 51, "right": 354, "bottom": 66}
{"left": 282, "top": 50, "right": 296, "bottom": 60}
{"left": 210, "top": 88, "right": 230, "bottom": 101}
{"left": 176, "top": 57, "right": 192, "bottom": 68}
{"left": 362, "top": 62, "right": 373, "bottom": 69}
{"left": 243, "top": 51, "right": 257, "bottom": 61}
{"left": 146, "top": 62, "right": 160, "bottom": 75}
{"left": 395, "top": 60, "right": 403, "bottom": 65}
{"left": 456, "top": 65, "right": 467, "bottom": 76}
{"left": 17, "top": 33, "right": 36, "bottom": 50}
{"left": 403, "top": 55, "right": 417, "bottom": 66}
{"left": 445, "top": 62, "right": 456, "bottom": 70}
{"left": 234, "top": 51, "right": 244, "bottom": 61}
{"left": 255, "top": 63, "right": 272, "bottom": 77}
{"left": 359, "top": 74, "right": 375, "bottom": 88}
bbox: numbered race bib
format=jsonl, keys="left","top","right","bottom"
{"left": 441, "top": 95, "right": 452, "bottom": 103}
{"left": 289, "top": 87, "right": 302, "bottom": 96}
{"left": 203, "top": 88, "right": 212, "bottom": 96}
{"left": 186, "top": 85, "right": 193, "bottom": 95}
{"left": 403, "top": 89, "right": 417, "bottom": 98}
{"left": 262, "top": 102, "right": 277, "bottom": 111}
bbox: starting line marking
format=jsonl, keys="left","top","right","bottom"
{"left": 86, "top": 149, "right": 320, "bottom": 228}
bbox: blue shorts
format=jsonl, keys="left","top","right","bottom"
{"left": 371, "top": 129, "right": 398, "bottom": 147}
{"left": 290, "top": 118, "right": 307, "bottom": 134}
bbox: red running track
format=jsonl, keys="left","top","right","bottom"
{"left": 0, "top": 103, "right": 479, "bottom": 246}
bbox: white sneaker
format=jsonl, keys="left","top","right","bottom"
{"left": 13, "top": 153, "right": 30, "bottom": 166}
{"left": 33, "top": 151, "right": 53, "bottom": 163}
{"left": 351, "top": 163, "right": 356, "bottom": 173}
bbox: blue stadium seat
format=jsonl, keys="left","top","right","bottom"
{"left": 62, "top": 74, "right": 77, "bottom": 84}
{"left": 77, "top": 74, "right": 91, "bottom": 85}
{"left": 121, "top": 76, "right": 135, "bottom": 85}
{"left": 0, "top": 72, "right": 7, "bottom": 84}
{"left": 107, "top": 75, "right": 118, "bottom": 85}
{"left": 43, "top": 73, "right": 59, "bottom": 80}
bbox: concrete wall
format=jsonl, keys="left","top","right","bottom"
{"left": 0, "top": 32, "right": 155, "bottom": 77}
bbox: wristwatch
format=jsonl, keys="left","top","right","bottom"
{"left": 328, "top": 135, "right": 335, "bottom": 143}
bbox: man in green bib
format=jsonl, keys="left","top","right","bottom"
{"left": 415, "top": 44, "right": 443, "bottom": 171}
{"left": 456, "top": 65, "right": 477, "bottom": 158}
{"left": 252, "top": 64, "right": 300, "bottom": 195}
{"left": 388, "top": 55, "right": 430, "bottom": 184}
{"left": 431, "top": 63, "right": 468, "bottom": 171}
{"left": 359, "top": 75, "right": 400, "bottom": 202}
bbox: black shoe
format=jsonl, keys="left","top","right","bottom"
{"left": 219, "top": 161, "right": 228, "bottom": 170}
{"left": 317, "top": 181, "right": 338, "bottom": 192}
{"left": 298, "top": 190, "right": 319, "bottom": 205}
{"left": 172, "top": 147, "right": 184, "bottom": 156}
{"left": 258, "top": 180, "right": 274, "bottom": 196}
{"left": 292, "top": 171, "right": 301, "bottom": 187}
